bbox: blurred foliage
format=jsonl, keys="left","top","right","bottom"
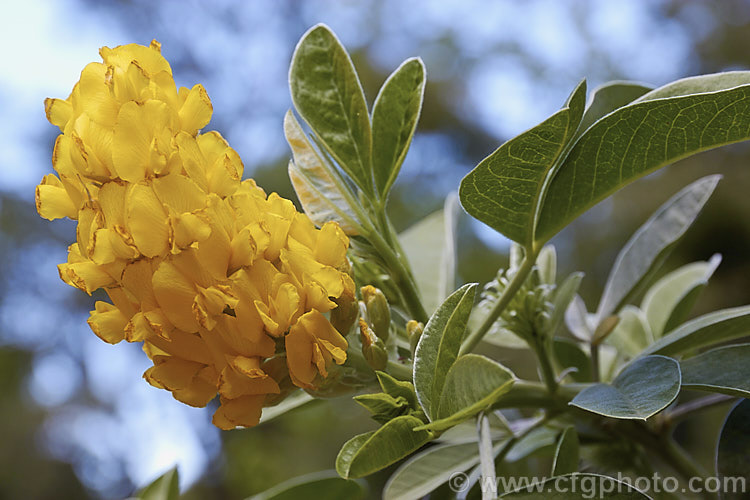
{"left": 3, "top": 0, "right": 750, "bottom": 498}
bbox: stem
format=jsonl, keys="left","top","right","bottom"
{"left": 313, "top": 142, "right": 428, "bottom": 324}
{"left": 533, "top": 338, "right": 558, "bottom": 395}
{"left": 477, "top": 412, "right": 497, "bottom": 500}
{"left": 492, "top": 380, "right": 579, "bottom": 410}
{"left": 367, "top": 226, "right": 428, "bottom": 324}
{"left": 460, "top": 254, "right": 538, "bottom": 356}
{"left": 590, "top": 341, "right": 600, "bottom": 382}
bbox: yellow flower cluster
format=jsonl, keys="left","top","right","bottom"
{"left": 36, "top": 41, "right": 355, "bottom": 429}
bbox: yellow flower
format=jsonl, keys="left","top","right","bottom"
{"left": 37, "top": 41, "right": 355, "bottom": 429}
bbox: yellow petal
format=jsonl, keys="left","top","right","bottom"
{"left": 89, "top": 228, "right": 117, "bottom": 265}
{"left": 315, "top": 221, "right": 349, "bottom": 267}
{"left": 78, "top": 62, "right": 119, "bottom": 128}
{"left": 44, "top": 98, "right": 73, "bottom": 131}
{"left": 143, "top": 356, "right": 216, "bottom": 407}
{"left": 179, "top": 84, "right": 213, "bottom": 135}
{"left": 175, "top": 132, "right": 208, "bottom": 190}
{"left": 214, "top": 313, "right": 274, "bottom": 358}
{"left": 206, "top": 147, "right": 242, "bottom": 197}
{"left": 126, "top": 183, "right": 169, "bottom": 257}
{"left": 58, "top": 261, "right": 114, "bottom": 294}
{"left": 218, "top": 362, "right": 279, "bottom": 399}
{"left": 152, "top": 173, "right": 207, "bottom": 213}
{"left": 112, "top": 101, "right": 171, "bottom": 182}
{"left": 35, "top": 174, "right": 78, "bottom": 220}
{"left": 152, "top": 259, "right": 201, "bottom": 332}
{"left": 212, "top": 395, "right": 266, "bottom": 429}
{"left": 125, "top": 312, "right": 154, "bottom": 342}
{"left": 100, "top": 41, "right": 172, "bottom": 76}
{"left": 87, "top": 301, "right": 128, "bottom": 344}
{"left": 286, "top": 310, "right": 347, "bottom": 389}
{"left": 168, "top": 212, "right": 211, "bottom": 251}
{"left": 146, "top": 328, "right": 213, "bottom": 365}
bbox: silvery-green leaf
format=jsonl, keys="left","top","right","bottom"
{"left": 641, "top": 254, "right": 721, "bottom": 337}
{"left": 552, "top": 427, "right": 580, "bottom": 476}
{"left": 639, "top": 305, "right": 750, "bottom": 357}
{"left": 565, "top": 295, "right": 595, "bottom": 341}
{"left": 285, "top": 111, "right": 361, "bottom": 234}
{"left": 414, "top": 284, "right": 477, "bottom": 419}
{"left": 570, "top": 355, "right": 680, "bottom": 420}
{"left": 400, "top": 193, "right": 459, "bottom": 315}
{"left": 500, "top": 473, "right": 651, "bottom": 498}
{"left": 680, "top": 344, "right": 750, "bottom": 398}
{"left": 289, "top": 24, "right": 373, "bottom": 192}
{"left": 594, "top": 176, "right": 720, "bottom": 322}
{"left": 417, "top": 354, "right": 516, "bottom": 432}
{"left": 335, "top": 415, "right": 432, "bottom": 479}
{"left": 605, "top": 306, "right": 653, "bottom": 358}
{"left": 716, "top": 399, "right": 750, "bottom": 499}
{"left": 383, "top": 442, "right": 480, "bottom": 500}
{"left": 259, "top": 390, "right": 315, "bottom": 424}
{"left": 248, "top": 471, "right": 365, "bottom": 500}
{"left": 136, "top": 468, "right": 179, "bottom": 500}
{"left": 372, "top": 58, "right": 425, "bottom": 199}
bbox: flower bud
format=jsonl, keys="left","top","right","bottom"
{"left": 407, "top": 320, "right": 424, "bottom": 354}
{"left": 359, "top": 318, "right": 388, "bottom": 370}
{"left": 330, "top": 291, "right": 359, "bottom": 336}
{"left": 361, "top": 285, "right": 390, "bottom": 342}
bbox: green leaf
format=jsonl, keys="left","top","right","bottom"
{"left": 376, "top": 371, "right": 420, "bottom": 410}
{"left": 289, "top": 24, "right": 372, "bottom": 192}
{"left": 641, "top": 254, "right": 721, "bottom": 337}
{"left": 459, "top": 80, "right": 586, "bottom": 247}
{"left": 417, "top": 354, "right": 516, "bottom": 432}
{"left": 605, "top": 306, "right": 653, "bottom": 358}
{"left": 535, "top": 71, "right": 750, "bottom": 242}
{"left": 639, "top": 305, "right": 750, "bottom": 357}
{"left": 570, "top": 355, "right": 680, "bottom": 420}
{"left": 577, "top": 81, "right": 653, "bottom": 135}
{"left": 383, "top": 442, "right": 480, "bottom": 500}
{"left": 716, "top": 399, "right": 750, "bottom": 499}
{"left": 500, "top": 473, "right": 651, "bottom": 498}
{"left": 553, "top": 338, "right": 592, "bottom": 383}
{"left": 680, "top": 344, "right": 750, "bottom": 398}
{"left": 284, "top": 111, "right": 362, "bottom": 234}
{"left": 372, "top": 57, "right": 425, "bottom": 199}
{"left": 259, "top": 390, "right": 315, "bottom": 424}
{"left": 249, "top": 471, "right": 365, "bottom": 500}
{"left": 400, "top": 194, "right": 460, "bottom": 314}
{"left": 414, "top": 283, "right": 477, "bottom": 419}
{"left": 354, "top": 393, "right": 410, "bottom": 424}
{"left": 335, "top": 415, "right": 433, "bottom": 479}
{"left": 136, "top": 467, "right": 179, "bottom": 500}
{"left": 552, "top": 427, "right": 580, "bottom": 476}
{"left": 593, "top": 176, "right": 720, "bottom": 322}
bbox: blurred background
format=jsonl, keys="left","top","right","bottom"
{"left": 2, "top": 0, "right": 750, "bottom": 498}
